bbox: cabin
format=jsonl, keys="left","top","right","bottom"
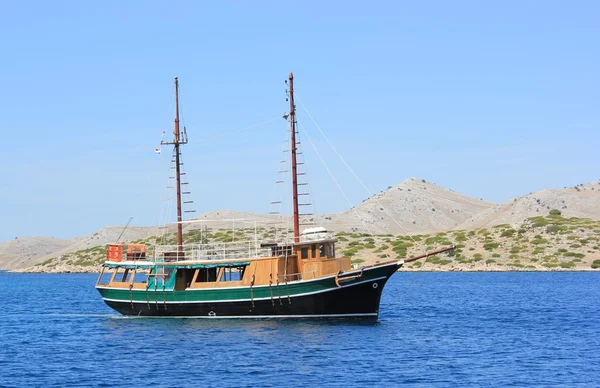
{"left": 96, "top": 228, "right": 351, "bottom": 291}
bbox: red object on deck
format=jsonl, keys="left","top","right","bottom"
{"left": 107, "top": 245, "right": 123, "bottom": 262}
{"left": 127, "top": 244, "right": 146, "bottom": 253}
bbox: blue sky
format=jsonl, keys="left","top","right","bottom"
{"left": 0, "top": 1, "right": 598, "bottom": 241}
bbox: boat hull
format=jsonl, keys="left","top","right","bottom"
{"left": 97, "top": 262, "right": 401, "bottom": 319}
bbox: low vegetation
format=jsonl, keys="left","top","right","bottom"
{"left": 28, "top": 210, "right": 600, "bottom": 273}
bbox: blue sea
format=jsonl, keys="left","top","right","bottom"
{"left": 0, "top": 272, "right": 598, "bottom": 387}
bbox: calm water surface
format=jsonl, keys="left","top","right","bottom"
{"left": 0, "top": 272, "right": 598, "bottom": 387}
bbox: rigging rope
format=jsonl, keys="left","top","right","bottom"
{"left": 190, "top": 116, "right": 281, "bottom": 144}
{"left": 147, "top": 150, "right": 165, "bottom": 241}
{"left": 267, "top": 127, "right": 291, "bottom": 240}
{"left": 294, "top": 93, "right": 454, "bottom": 311}
{"left": 297, "top": 119, "right": 374, "bottom": 237}
{"left": 294, "top": 121, "right": 318, "bottom": 227}
{"left": 159, "top": 148, "right": 177, "bottom": 245}
{"left": 153, "top": 116, "right": 280, "bottom": 245}
{"left": 90, "top": 117, "right": 281, "bottom": 154}
{"left": 295, "top": 91, "right": 458, "bottom": 312}
{"left": 295, "top": 94, "right": 424, "bottom": 249}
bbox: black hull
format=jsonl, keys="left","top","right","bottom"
{"left": 104, "top": 271, "right": 395, "bottom": 319}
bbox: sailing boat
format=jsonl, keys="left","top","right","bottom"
{"left": 95, "top": 74, "right": 454, "bottom": 318}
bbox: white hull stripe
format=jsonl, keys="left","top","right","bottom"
{"left": 101, "top": 276, "right": 388, "bottom": 304}
{"left": 113, "top": 313, "right": 378, "bottom": 319}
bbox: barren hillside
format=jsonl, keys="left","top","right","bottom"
{"left": 188, "top": 180, "right": 497, "bottom": 236}
{"left": 184, "top": 210, "right": 277, "bottom": 231}
{"left": 0, "top": 225, "right": 175, "bottom": 270}
{"left": 458, "top": 181, "right": 600, "bottom": 230}
{"left": 0, "top": 237, "right": 77, "bottom": 270}
{"left": 319, "top": 178, "right": 494, "bottom": 235}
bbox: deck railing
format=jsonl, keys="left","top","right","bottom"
{"left": 109, "top": 232, "right": 339, "bottom": 263}
{"left": 152, "top": 240, "right": 274, "bottom": 262}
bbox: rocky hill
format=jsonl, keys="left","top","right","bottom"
{"left": 0, "top": 225, "right": 175, "bottom": 270}
{"left": 458, "top": 181, "right": 600, "bottom": 230}
{"left": 183, "top": 210, "right": 276, "bottom": 231}
{"left": 0, "top": 236, "right": 77, "bottom": 270}
{"left": 318, "top": 178, "right": 494, "bottom": 235}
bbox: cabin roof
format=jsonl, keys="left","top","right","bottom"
{"left": 105, "top": 260, "right": 252, "bottom": 269}
{"left": 261, "top": 238, "right": 338, "bottom": 248}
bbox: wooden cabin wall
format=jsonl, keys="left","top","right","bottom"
{"left": 248, "top": 259, "right": 279, "bottom": 285}
{"left": 301, "top": 259, "right": 335, "bottom": 278}
{"left": 277, "top": 256, "right": 299, "bottom": 283}
{"left": 337, "top": 257, "right": 352, "bottom": 271}
{"left": 290, "top": 242, "right": 349, "bottom": 279}
{"left": 299, "top": 257, "right": 352, "bottom": 278}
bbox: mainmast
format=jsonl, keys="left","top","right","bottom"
{"left": 288, "top": 72, "right": 300, "bottom": 243}
{"left": 161, "top": 77, "right": 187, "bottom": 249}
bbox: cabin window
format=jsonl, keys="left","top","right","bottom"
{"left": 311, "top": 245, "right": 316, "bottom": 259}
{"left": 98, "top": 270, "right": 113, "bottom": 285}
{"left": 118, "top": 269, "right": 132, "bottom": 283}
{"left": 150, "top": 267, "right": 174, "bottom": 288}
{"left": 329, "top": 244, "right": 335, "bottom": 258}
{"left": 159, "top": 268, "right": 174, "bottom": 279}
{"left": 319, "top": 244, "right": 325, "bottom": 258}
{"left": 219, "top": 266, "right": 246, "bottom": 282}
{"left": 194, "top": 268, "right": 218, "bottom": 283}
{"left": 133, "top": 272, "right": 149, "bottom": 283}
{"left": 175, "top": 268, "right": 196, "bottom": 290}
{"left": 301, "top": 248, "right": 309, "bottom": 259}
{"left": 272, "top": 246, "right": 292, "bottom": 257}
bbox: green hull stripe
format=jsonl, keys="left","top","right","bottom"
{"left": 97, "top": 263, "right": 396, "bottom": 303}
{"left": 101, "top": 276, "right": 387, "bottom": 304}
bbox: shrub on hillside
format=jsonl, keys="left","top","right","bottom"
{"left": 564, "top": 252, "right": 585, "bottom": 259}
{"left": 500, "top": 229, "right": 516, "bottom": 237}
{"left": 531, "top": 238, "right": 549, "bottom": 245}
{"left": 528, "top": 216, "right": 549, "bottom": 227}
{"left": 483, "top": 242, "right": 500, "bottom": 251}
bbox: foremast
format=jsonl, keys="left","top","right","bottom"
{"left": 161, "top": 77, "right": 187, "bottom": 249}
{"left": 288, "top": 72, "right": 300, "bottom": 243}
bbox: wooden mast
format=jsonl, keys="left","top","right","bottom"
{"left": 161, "top": 77, "right": 186, "bottom": 249}
{"left": 288, "top": 72, "right": 300, "bottom": 243}
{"left": 174, "top": 77, "right": 183, "bottom": 248}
